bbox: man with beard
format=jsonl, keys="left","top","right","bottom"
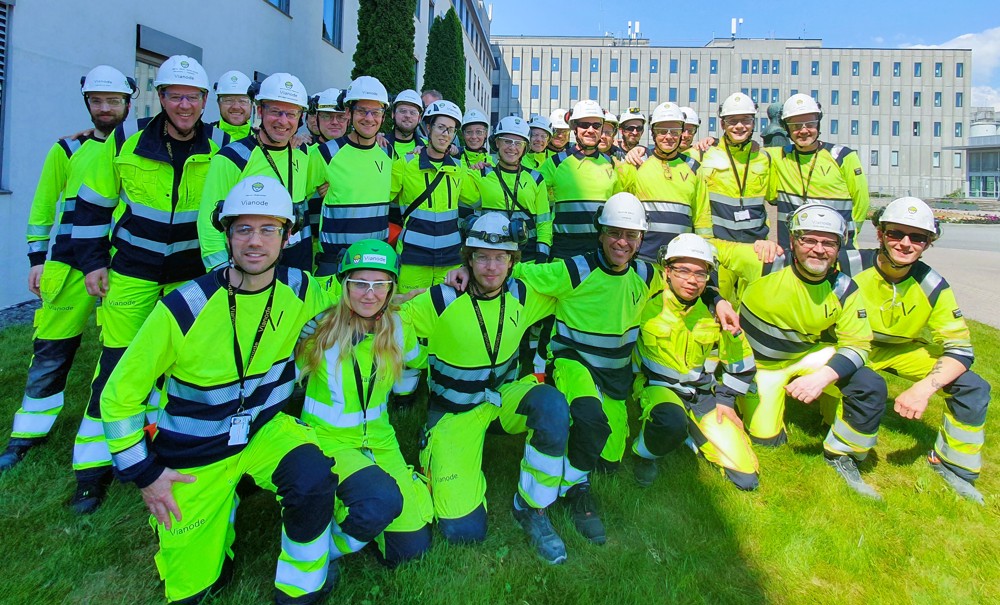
{"left": 618, "top": 107, "right": 646, "bottom": 152}
{"left": 0, "top": 66, "right": 136, "bottom": 482}
{"left": 597, "top": 110, "right": 625, "bottom": 161}
{"left": 208, "top": 70, "right": 253, "bottom": 141}
{"left": 522, "top": 115, "right": 552, "bottom": 171}
{"left": 385, "top": 89, "right": 425, "bottom": 160}
{"left": 71, "top": 55, "right": 221, "bottom": 513}
{"left": 198, "top": 73, "right": 314, "bottom": 272}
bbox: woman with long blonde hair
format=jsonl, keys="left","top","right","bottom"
{"left": 297, "top": 239, "right": 432, "bottom": 569}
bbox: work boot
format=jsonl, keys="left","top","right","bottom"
{"left": 928, "top": 450, "right": 985, "bottom": 505}
{"left": 593, "top": 458, "right": 620, "bottom": 475}
{"left": 825, "top": 455, "right": 882, "bottom": 501}
{"left": 632, "top": 456, "right": 658, "bottom": 488}
{"left": 564, "top": 483, "right": 606, "bottom": 545}
{"left": 0, "top": 438, "right": 38, "bottom": 473}
{"left": 70, "top": 467, "right": 113, "bottom": 515}
{"left": 512, "top": 495, "right": 567, "bottom": 564}
{"left": 275, "top": 559, "right": 338, "bottom": 605}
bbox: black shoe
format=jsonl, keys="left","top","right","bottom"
{"left": 564, "top": 483, "right": 606, "bottom": 545}
{"left": 593, "top": 458, "right": 620, "bottom": 475}
{"left": 512, "top": 499, "right": 567, "bottom": 564}
{"left": 70, "top": 468, "right": 113, "bottom": 515}
{"left": 633, "top": 456, "right": 659, "bottom": 487}
{"left": 0, "top": 438, "right": 38, "bottom": 473}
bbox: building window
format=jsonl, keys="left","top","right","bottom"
{"left": 955, "top": 122, "right": 963, "bottom": 137}
{"left": 954, "top": 152, "right": 962, "bottom": 168}
{"left": 711, "top": 59, "right": 719, "bottom": 74}
{"left": 851, "top": 90, "right": 860, "bottom": 105}
{"left": 851, "top": 120, "right": 859, "bottom": 135}
{"left": 491, "top": 83, "right": 499, "bottom": 98}
{"left": 265, "top": 0, "right": 290, "bottom": 13}
{"left": 852, "top": 61, "right": 860, "bottom": 76}
{"left": 762, "top": 59, "right": 770, "bottom": 75}
{"left": 531, "top": 57, "right": 540, "bottom": 71}
{"left": 629, "top": 87, "right": 638, "bottom": 102}
{"left": 550, "top": 85, "right": 559, "bottom": 100}
{"left": 773, "top": 88, "right": 779, "bottom": 101}
{"left": 934, "top": 92, "right": 942, "bottom": 107}
{"left": 689, "top": 88, "right": 698, "bottom": 103}
{"left": 872, "top": 61, "right": 881, "bottom": 77}
{"left": 531, "top": 84, "right": 539, "bottom": 99}
{"left": 589, "top": 85, "right": 598, "bottom": 100}
{"left": 870, "top": 150, "right": 879, "bottom": 166}
{"left": 892, "top": 121, "right": 900, "bottom": 136}
{"left": 751, "top": 59, "right": 759, "bottom": 74}
{"left": 760, "top": 117, "right": 768, "bottom": 131}
{"left": 512, "top": 57, "right": 521, "bottom": 71}
{"left": 670, "top": 58, "right": 678, "bottom": 74}
{"left": 830, "top": 119, "right": 839, "bottom": 134}
{"left": 790, "top": 88, "right": 798, "bottom": 96}
{"left": 669, "top": 87, "right": 677, "bottom": 102}
{"left": 791, "top": 61, "right": 799, "bottom": 75}
{"left": 761, "top": 88, "right": 769, "bottom": 103}
{"left": 630, "top": 58, "right": 638, "bottom": 73}
{"left": 810, "top": 90, "right": 819, "bottom": 102}
{"left": 831, "top": 61, "right": 840, "bottom": 76}
{"left": 956, "top": 92, "right": 964, "bottom": 107}
{"left": 650, "top": 59, "right": 658, "bottom": 73}
{"left": 415, "top": 0, "right": 420, "bottom": 19}
{"left": 892, "top": 91, "right": 900, "bottom": 106}
{"left": 772, "top": 60, "right": 780, "bottom": 74}
{"left": 570, "top": 85, "right": 579, "bottom": 101}
{"left": 571, "top": 57, "right": 580, "bottom": 72}
{"left": 913, "top": 121, "right": 921, "bottom": 136}
{"left": 751, "top": 88, "right": 759, "bottom": 103}
{"left": 708, "top": 117, "right": 717, "bottom": 133}
{"left": 872, "top": 90, "right": 880, "bottom": 106}
{"left": 610, "top": 58, "right": 619, "bottom": 73}
{"left": 322, "top": 0, "right": 344, "bottom": 48}
{"left": 811, "top": 60, "right": 819, "bottom": 75}
{"left": 956, "top": 62, "right": 965, "bottom": 77}
{"left": 935, "top": 62, "right": 943, "bottom": 77}
{"left": 872, "top": 120, "right": 880, "bottom": 135}
{"left": 609, "top": 86, "right": 618, "bottom": 101}
{"left": 510, "top": 84, "right": 519, "bottom": 98}
{"left": 933, "top": 151, "right": 941, "bottom": 168}
{"left": 913, "top": 91, "right": 922, "bottom": 107}
{"left": 933, "top": 122, "right": 941, "bottom": 137}
{"left": 741, "top": 59, "right": 749, "bottom": 74}
{"left": 427, "top": 0, "right": 434, "bottom": 33}
{"left": 893, "top": 61, "right": 901, "bottom": 77}
{"left": 551, "top": 57, "right": 560, "bottom": 71}
{"left": 590, "top": 58, "right": 599, "bottom": 72}
{"left": 709, "top": 88, "right": 718, "bottom": 103}
{"left": 914, "top": 62, "right": 922, "bottom": 77}
{"left": 690, "top": 59, "right": 698, "bottom": 74}
{"left": 891, "top": 150, "right": 899, "bottom": 167}
{"left": 649, "top": 87, "right": 657, "bottom": 102}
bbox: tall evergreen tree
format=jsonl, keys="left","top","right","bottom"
{"left": 422, "top": 8, "right": 466, "bottom": 109}
{"left": 351, "top": 0, "right": 418, "bottom": 96}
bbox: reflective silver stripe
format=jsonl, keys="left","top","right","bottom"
{"left": 203, "top": 250, "right": 229, "bottom": 270}
{"left": 282, "top": 525, "right": 332, "bottom": 562}
{"left": 12, "top": 412, "right": 57, "bottom": 435}
{"left": 934, "top": 434, "right": 982, "bottom": 470}
{"left": 634, "top": 431, "right": 657, "bottom": 460}
{"left": 210, "top": 128, "right": 228, "bottom": 150}
{"left": 741, "top": 311, "right": 811, "bottom": 343}
{"left": 946, "top": 347, "right": 974, "bottom": 359}
{"left": 437, "top": 286, "right": 458, "bottom": 310}
{"left": 556, "top": 223, "right": 598, "bottom": 234}
{"left": 304, "top": 397, "right": 387, "bottom": 429}
{"left": 130, "top": 203, "right": 199, "bottom": 225}
{"left": 26, "top": 224, "right": 51, "bottom": 236}
{"left": 74, "top": 224, "right": 112, "bottom": 239}
{"left": 275, "top": 562, "right": 327, "bottom": 594}
{"left": 167, "top": 361, "right": 290, "bottom": 406}
{"left": 537, "top": 243, "right": 551, "bottom": 257}
{"left": 430, "top": 384, "right": 491, "bottom": 406}
{"left": 872, "top": 332, "right": 913, "bottom": 345}
{"left": 647, "top": 221, "right": 693, "bottom": 235}
{"left": 229, "top": 140, "right": 253, "bottom": 162}
{"left": 726, "top": 354, "right": 756, "bottom": 374}
{"left": 556, "top": 321, "right": 638, "bottom": 350}
{"left": 321, "top": 228, "right": 390, "bottom": 245}
{"left": 158, "top": 383, "right": 292, "bottom": 437}
{"left": 555, "top": 200, "right": 602, "bottom": 214}
{"left": 832, "top": 274, "right": 853, "bottom": 302}
{"left": 943, "top": 415, "right": 985, "bottom": 446}
{"left": 73, "top": 441, "right": 111, "bottom": 466}
{"left": 322, "top": 204, "right": 389, "bottom": 220}
{"left": 104, "top": 413, "right": 147, "bottom": 440}
{"left": 176, "top": 280, "right": 211, "bottom": 319}
{"left": 115, "top": 227, "right": 200, "bottom": 255}
{"left": 27, "top": 241, "right": 49, "bottom": 254}
{"left": 713, "top": 215, "right": 767, "bottom": 231}
{"left": 640, "top": 356, "right": 704, "bottom": 383}
{"left": 570, "top": 256, "right": 591, "bottom": 282}
{"left": 57, "top": 223, "right": 73, "bottom": 237}
{"left": 842, "top": 250, "right": 864, "bottom": 278}
{"left": 708, "top": 193, "right": 766, "bottom": 208}
{"left": 21, "top": 392, "right": 63, "bottom": 413}
{"left": 537, "top": 212, "right": 552, "bottom": 222}
{"left": 918, "top": 269, "right": 943, "bottom": 301}
{"left": 331, "top": 522, "right": 368, "bottom": 558}
{"left": 644, "top": 201, "right": 693, "bottom": 216}
{"left": 560, "top": 457, "right": 588, "bottom": 489}
{"left": 78, "top": 184, "right": 117, "bottom": 208}
{"left": 721, "top": 372, "right": 751, "bottom": 394}
{"left": 66, "top": 138, "right": 83, "bottom": 155}
{"left": 402, "top": 230, "right": 461, "bottom": 250}
{"left": 61, "top": 198, "right": 77, "bottom": 213}
{"left": 76, "top": 417, "right": 105, "bottom": 438}
{"left": 112, "top": 440, "right": 148, "bottom": 470}
{"left": 552, "top": 343, "right": 631, "bottom": 370}
{"left": 409, "top": 208, "right": 458, "bottom": 222}
{"left": 828, "top": 415, "right": 877, "bottom": 450}
{"left": 834, "top": 347, "right": 866, "bottom": 370}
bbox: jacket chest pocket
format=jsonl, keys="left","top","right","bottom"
{"left": 117, "top": 161, "right": 167, "bottom": 206}
{"left": 686, "top": 322, "right": 720, "bottom": 367}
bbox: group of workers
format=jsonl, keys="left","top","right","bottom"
{"left": 0, "top": 52, "right": 990, "bottom": 604}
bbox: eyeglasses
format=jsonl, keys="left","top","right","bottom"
{"left": 318, "top": 112, "right": 350, "bottom": 123}
{"left": 795, "top": 235, "right": 839, "bottom": 251}
{"left": 231, "top": 225, "right": 285, "bottom": 240}
{"left": 464, "top": 128, "right": 487, "bottom": 137}
{"left": 395, "top": 107, "right": 420, "bottom": 118}
{"left": 621, "top": 125, "right": 643, "bottom": 133}
{"left": 723, "top": 116, "right": 755, "bottom": 127}
{"left": 652, "top": 127, "right": 683, "bottom": 137}
{"left": 575, "top": 121, "right": 603, "bottom": 131}
{"left": 668, "top": 266, "right": 710, "bottom": 283}
{"left": 787, "top": 120, "right": 820, "bottom": 131}
{"left": 497, "top": 137, "right": 527, "bottom": 149}
{"left": 603, "top": 228, "right": 643, "bottom": 242}
{"left": 345, "top": 278, "right": 394, "bottom": 295}
{"left": 161, "top": 92, "right": 205, "bottom": 104}
{"left": 470, "top": 252, "right": 511, "bottom": 267}
{"left": 353, "top": 107, "right": 386, "bottom": 119}
{"left": 683, "top": 126, "right": 698, "bottom": 134}
{"left": 883, "top": 229, "right": 930, "bottom": 245}
{"left": 219, "top": 97, "right": 251, "bottom": 107}
{"left": 432, "top": 123, "right": 457, "bottom": 136}
{"left": 261, "top": 106, "right": 303, "bottom": 120}
{"left": 86, "top": 97, "right": 128, "bottom": 108}
{"left": 601, "top": 126, "right": 618, "bottom": 136}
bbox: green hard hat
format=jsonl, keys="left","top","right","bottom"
{"left": 337, "top": 239, "right": 400, "bottom": 280}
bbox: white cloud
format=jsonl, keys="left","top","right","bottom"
{"left": 972, "top": 85, "right": 1000, "bottom": 111}
{"left": 906, "top": 26, "right": 1000, "bottom": 85}
{"left": 872, "top": 36, "right": 885, "bottom": 45}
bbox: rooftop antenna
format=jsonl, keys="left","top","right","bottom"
{"left": 731, "top": 17, "right": 744, "bottom": 41}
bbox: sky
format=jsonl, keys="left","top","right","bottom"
{"left": 487, "top": 0, "right": 1000, "bottom": 109}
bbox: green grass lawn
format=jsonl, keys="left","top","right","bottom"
{"left": 0, "top": 319, "right": 998, "bottom": 605}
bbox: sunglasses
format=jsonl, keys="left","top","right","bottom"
{"left": 883, "top": 229, "right": 930, "bottom": 245}
{"left": 621, "top": 125, "right": 643, "bottom": 133}
{"left": 576, "top": 121, "right": 603, "bottom": 131}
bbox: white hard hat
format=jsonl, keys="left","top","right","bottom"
{"left": 153, "top": 55, "right": 209, "bottom": 92}
{"left": 218, "top": 176, "right": 295, "bottom": 228}
{"left": 256, "top": 73, "right": 309, "bottom": 109}
{"left": 789, "top": 203, "right": 847, "bottom": 244}
{"left": 494, "top": 116, "right": 530, "bottom": 139}
{"left": 603, "top": 110, "right": 619, "bottom": 126}
{"left": 424, "top": 100, "right": 463, "bottom": 125}
{"left": 680, "top": 107, "right": 700, "bottom": 126}
{"left": 466, "top": 212, "right": 520, "bottom": 251}
{"left": 719, "top": 93, "right": 757, "bottom": 117}
{"left": 528, "top": 114, "right": 553, "bottom": 135}
{"left": 658, "top": 233, "right": 717, "bottom": 270}
{"left": 81, "top": 65, "right": 135, "bottom": 96}
{"left": 549, "top": 108, "right": 570, "bottom": 129}
{"left": 214, "top": 71, "right": 252, "bottom": 96}
{"left": 597, "top": 192, "right": 648, "bottom": 232}
{"left": 463, "top": 109, "right": 489, "bottom": 128}
{"left": 782, "top": 93, "right": 823, "bottom": 121}
{"left": 619, "top": 107, "right": 647, "bottom": 125}
{"left": 650, "top": 102, "right": 685, "bottom": 125}
{"left": 568, "top": 100, "right": 604, "bottom": 123}
{"left": 878, "top": 197, "right": 938, "bottom": 237}
{"left": 345, "top": 75, "right": 389, "bottom": 107}
{"left": 315, "top": 88, "right": 345, "bottom": 112}
{"left": 393, "top": 89, "right": 423, "bottom": 110}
